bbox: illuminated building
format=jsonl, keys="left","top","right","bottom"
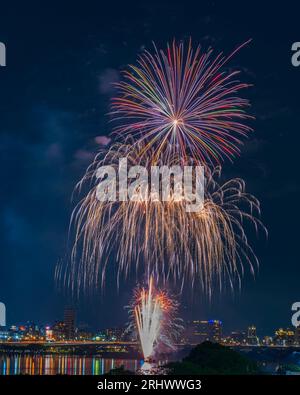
{"left": 294, "top": 326, "right": 300, "bottom": 345}
{"left": 0, "top": 329, "right": 9, "bottom": 340}
{"left": 45, "top": 326, "right": 53, "bottom": 341}
{"left": 64, "top": 307, "right": 76, "bottom": 339}
{"left": 262, "top": 336, "right": 273, "bottom": 346}
{"left": 105, "top": 327, "right": 125, "bottom": 341}
{"left": 189, "top": 320, "right": 222, "bottom": 344}
{"left": 247, "top": 325, "right": 259, "bottom": 345}
{"left": 209, "top": 320, "right": 222, "bottom": 342}
{"left": 52, "top": 321, "right": 67, "bottom": 340}
{"left": 8, "top": 325, "right": 23, "bottom": 341}
{"left": 76, "top": 329, "right": 93, "bottom": 340}
{"left": 248, "top": 325, "right": 256, "bottom": 338}
{"left": 76, "top": 322, "right": 93, "bottom": 341}
{"left": 229, "top": 331, "right": 247, "bottom": 345}
{"left": 274, "top": 328, "right": 295, "bottom": 346}
{"left": 93, "top": 331, "right": 106, "bottom": 341}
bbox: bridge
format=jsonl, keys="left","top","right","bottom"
{"left": 0, "top": 340, "right": 137, "bottom": 346}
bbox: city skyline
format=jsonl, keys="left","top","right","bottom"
{"left": 1, "top": 304, "right": 299, "bottom": 343}
{"left": 0, "top": 286, "right": 299, "bottom": 336}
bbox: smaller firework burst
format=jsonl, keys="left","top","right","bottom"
{"left": 131, "top": 277, "right": 181, "bottom": 361}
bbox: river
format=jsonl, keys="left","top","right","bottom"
{"left": 0, "top": 354, "right": 142, "bottom": 375}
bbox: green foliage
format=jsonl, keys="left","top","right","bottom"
{"left": 106, "top": 365, "right": 135, "bottom": 375}
{"left": 167, "top": 342, "right": 259, "bottom": 375}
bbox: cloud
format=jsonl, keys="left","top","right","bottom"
{"left": 73, "top": 149, "right": 94, "bottom": 162}
{"left": 72, "top": 136, "right": 111, "bottom": 166}
{"left": 45, "top": 143, "right": 63, "bottom": 160}
{"left": 94, "top": 135, "right": 111, "bottom": 146}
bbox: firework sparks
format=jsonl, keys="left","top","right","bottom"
{"left": 56, "top": 41, "right": 266, "bottom": 300}
{"left": 132, "top": 277, "right": 180, "bottom": 360}
{"left": 111, "top": 40, "right": 252, "bottom": 164}
{"left": 134, "top": 277, "right": 162, "bottom": 359}
{"left": 60, "top": 140, "right": 266, "bottom": 296}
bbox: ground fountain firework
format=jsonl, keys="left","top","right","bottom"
{"left": 132, "top": 277, "right": 181, "bottom": 361}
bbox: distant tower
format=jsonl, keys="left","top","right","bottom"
{"left": 247, "top": 325, "right": 257, "bottom": 338}
{"left": 209, "top": 320, "right": 222, "bottom": 342}
{"left": 247, "top": 325, "right": 258, "bottom": 345}
{"left": 64, "top": 307, "right": 76, "bottom": 339}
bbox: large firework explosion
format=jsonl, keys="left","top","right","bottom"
{"left": 111, "top": 40, "right": 253, "bottom": 165}
{"left": 60, "top": 139, "right": 266, "bottom": 296}
{"left": 131, "top": 276, "right": 181, "bottom": 360}
{"left": 57, "top": 40, "right": 265, "bottom": 300}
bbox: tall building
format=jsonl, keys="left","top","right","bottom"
{"left": 247, "top": 325, "right": 259, "bottom": 345}
{"left": 64, "top": 307, "right": 76, "bottom": 339}
{"left": 248, "top": 325, "right": 256, "bottom": 338}
{"left": 188, "top": 320, "right": 222, "bottom": 344}
{"left": 209, "top": 320, "right": 222, "bottom": 342}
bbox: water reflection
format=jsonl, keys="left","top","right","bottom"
{"left": 0, "top": 354, "right": 141, "bottom": 375}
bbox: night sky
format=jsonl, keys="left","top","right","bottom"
{"left": 1, "top": 2, "right": 300, "bottom": 336}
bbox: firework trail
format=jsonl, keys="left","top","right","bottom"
{"left": 132, "top": 276, "right": 181, "bottom": 360}
{"left": 60, "top": 139, "right": 266, "bottom": 296}
{"left": 111, "top": 40, "right": 252, "bottom": 164}
{"left": 134, "top": 277, "right": 162, "bottom": 359}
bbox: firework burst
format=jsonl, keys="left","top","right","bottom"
{"left": 111, "top": 40, "right": 253, "bottom": 164}
{"left": 56, "top": 40, "right": 266, "bottom": 300}
{"left": 131, "top": 276, "right": 181, "bottom": 360}
{"left": 60, "top": 139, "right": 266, "bottom": 296}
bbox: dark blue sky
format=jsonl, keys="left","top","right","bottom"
{"left": 0, "top": 2, "right": 300, "bottom": 335}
